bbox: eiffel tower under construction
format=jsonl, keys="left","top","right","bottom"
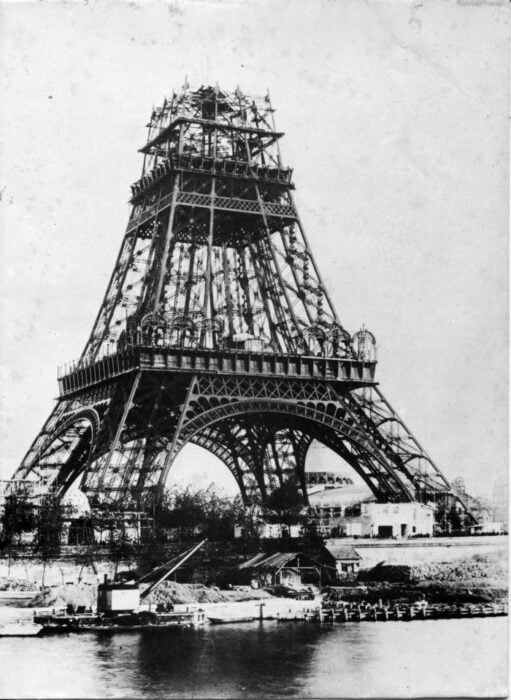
{"left": 11, "top": 83, "right": 465, "bottom": 517}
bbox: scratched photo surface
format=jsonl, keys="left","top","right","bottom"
{"left": 0, "top": 1, "right": 508, "bottom": 698}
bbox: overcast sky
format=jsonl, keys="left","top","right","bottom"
{"left": 0, "top": 0, "right": 508, "bottom": 498}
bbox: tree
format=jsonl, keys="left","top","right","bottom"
{"left": 204, "top": 492, "right": 245, "bottom": 541}
{"left": 159, "top": 487, "right": 206, "bottom": 537}
{"left": 265, "top": 480, "right": 306, "bottom": 529}
{"left": 0, "top": 495, "right": 36, "bottom": 547}
{"left": 0, "top": 495, "right": 36, "bottom": 577}
{"left": 153, "top": 484, "right": 246, "bottom": 541}
{"left": 34, "top": 495, "right": 63, "bottom": 586}
{"left": 109, "top": 517, "right": 135, "bottom": 578}
{"left": 233, "top": 498, "right": 263, "bottom": 541}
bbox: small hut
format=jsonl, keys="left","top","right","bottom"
{"left": 239, "top": 551, "right": 324, "bottom": 588}
{"left": 325, "top": 545, "right": 362, "bottom": 578}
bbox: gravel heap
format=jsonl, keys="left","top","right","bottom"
{"left": 144, "top": 581, "right": 272, "bottom": 606}
{"left": 25, "top": 583, "right": 97, "bottom": 609}
{"left": 410, "top": 555, "right": 507, "bottom": 587}
{"left": 24, "top": 580, "right": 271, "bottom": 609}
{"left": 0, "top": 576, "right": 38, "bottom": 592}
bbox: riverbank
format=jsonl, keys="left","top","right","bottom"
{"left": 22, "top": 580, "right": 274, "bottom": 610}
{"left": 329, "top": 551, "right": 508, "bottom": 604}
{"left": 0, "top": 537, "right": 507, "bottom": 608}
{"left": 1, "top": 535, "right": 507, "bottom": 587}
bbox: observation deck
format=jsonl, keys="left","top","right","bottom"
{"left": 130, "top": 153, "right": 294, "bottom": 204}
{"left": 57, "top": 346, "right": 377, "bottom": 398}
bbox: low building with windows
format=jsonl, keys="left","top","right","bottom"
{"left": 343, "top": 501, "right": 434, "bottom": 538}
{"left": 325, "top": 544, "right": 362, "bottom": 577}
{"left": 307, "top": 486, "right": 373, "bottom": 536}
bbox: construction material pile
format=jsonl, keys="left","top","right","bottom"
{"left": 0, "top": 576, "right": 38, "bottom": 592}
{"left": 410, "top": 554, "right": 507, "bottom": 587}
{"left": 24, "top": 583, "right": 97, "bottom": 609}
{"left": 327, "top": 552, "right": 508, "bottom": 604}
{"left": 145, "top": 581, "right": 272, "bottom": 606}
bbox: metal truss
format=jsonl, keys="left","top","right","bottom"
{"left": 11, "top": 84, "right": 465, "bottom": 518}
{"left": 78, "top": 84, "right": 358, "bottom": 363}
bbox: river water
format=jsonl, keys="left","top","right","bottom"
{"left": 0, "top": 611, "right": 507, "bottom": 698}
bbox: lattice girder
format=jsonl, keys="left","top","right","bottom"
{"left": 77, "top": 85, "right": 349, "bottom": 363}
{"left": 11, "top": 84, "right": 467, "bottom": 521}
{"left": 14, "top": 368, "right": 437, "bottom": 506}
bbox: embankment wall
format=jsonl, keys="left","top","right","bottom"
{"left": 0, "top": 555, "right": 135, "bottom": 587}
{"left": 326, "top": 535, "right": 508, "bottom": 568}
{"left": 0, "top": 536, "right": 507, "bottom": 586}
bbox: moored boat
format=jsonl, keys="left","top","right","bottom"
{"left": 0, "top": 623, "right": 43, "bottom": 637}
{"left": 208, "top": 613, "right": 256, "bottom": 624}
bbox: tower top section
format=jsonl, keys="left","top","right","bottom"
{"left": 140, "top": 84, "right": 283, "bottom": 162}
{"left": 76, "top": 82, "right": 378, "bottom": 369}
{"left": 132, "top": 84, "right": 289, "bottom": 204}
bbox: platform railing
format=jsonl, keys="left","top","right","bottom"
{"left": 57, "top": 345, "right": 377, "bottom": 397}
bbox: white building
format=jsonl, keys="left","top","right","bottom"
{"left": 343, "top": 502, "right": 434, "bottom": 538}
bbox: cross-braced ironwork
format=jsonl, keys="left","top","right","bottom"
{"left": 12, "top": 83, "right": 463, "bottom": 514}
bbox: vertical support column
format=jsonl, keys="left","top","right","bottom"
{"left": 202, "top": 178, "right": 216, "bottom": 345}
{"left": 202, "top": 88, "right": 219, "bottom": 340}
{"left": 183, "top": 243, "right": 197, "bottom": 318}
{"left": 246, "top": 241, "right": 283, "bottom": 351}
{"left": 239, "top": 247, "right": 255, "bottom": 336}
{"left": 222, "top": 243, "right": 235, "bottom": 338}
{"left": 80, "top": 227, "right": 138, "bottom": 363}
{"left": 288, "top": 431, "right": 310, "bottom": 506}
{"left": 269, "top": 437, "right": 285, "bottom": 488}
{"left": 95, "top": 371, "right": 142, "bottom": 490}
{"left": 278, "top": 227, "right": 315, "bottom": 328}
{"left": 157, "top": 376, "right": 198, "bottom": 490}
{"left": 152, "top": 176, "right": 180, "bottom": 314}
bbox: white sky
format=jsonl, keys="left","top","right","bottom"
{"left": 0, "top": 0, "right": 508, "bottom": 499}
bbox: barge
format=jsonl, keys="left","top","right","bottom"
{"left": 34, "top": 609, "right": 205, "bottom": 635}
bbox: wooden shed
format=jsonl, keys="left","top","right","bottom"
{"left": 239, "top": 551, "right": 324, "bottom": 588}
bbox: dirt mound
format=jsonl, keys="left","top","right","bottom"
{"left": 0, "top": 576, "right": 38, "bottom": 592}
{"left": 25, "top": 583, "right": 96, "bottom": 609}
{"left": 358, "top": 554, "right": 507, "bottom": 589}
{"left": 25, "top": 580, "right": 271, "bottom": 609}
{"left": 411, "top": 554, "right": 507, "bottom": 585}
{"left": 145, "top": 581, "right": 271, "bottom": 606}
{"left": 358, "top": 564, "right": 415, "bottom": 583}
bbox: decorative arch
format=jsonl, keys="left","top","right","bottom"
{"left": 161, "top": 398, "right": 416, "bottom": 503}
{"left": 27, "top": 408, "right": 100, "bottom": 497}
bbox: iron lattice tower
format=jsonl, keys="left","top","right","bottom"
{"left": 13, "top": 84, "right": 459, "bottom": 511}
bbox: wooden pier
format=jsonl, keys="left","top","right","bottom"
{"left": 297, "top": 601, "right": 508, "bottom": 624}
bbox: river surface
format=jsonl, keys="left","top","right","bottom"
{"left": 0, "top": 608, "right": 507, "bottom": 698}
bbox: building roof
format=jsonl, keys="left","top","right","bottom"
{"left": 325, "top": 545, "right": 362, "bottom": 561}
{"left": 308, "top": 486, "right": 374, "bottom": 507}
{"left": 239, "top": 551, "right": 321, "bottom": 571}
